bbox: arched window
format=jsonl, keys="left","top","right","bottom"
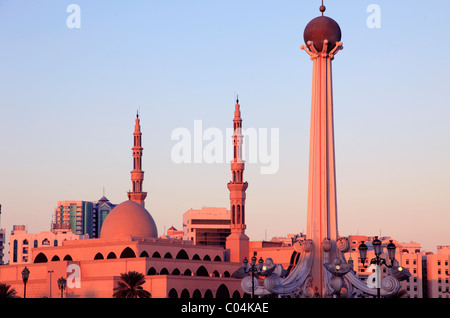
{"left": 147, "top": 267, "right": 157, "bottom": 275}
{"left": 172, "top": 268, "right": 180, "bottom": 275}
{"left": 193, "top": 254, "right": 201, "bottom": 260}
{"left": 53, "top": 240, "right": 58, "bottom": 247}
{"left": 42, "top": 238, "right": 50, "bottom": 246}
{"left": 181, "top": 289, "right": 190, "bottom": 298}
{"left": 183, "top": 269, "right": 192, "bottom": 276}
{"left": 51, "top": 255, "right": 60, "bottom": 262}
{"left": 107, "top": 252, "right": 117, "bottom": 259}
{"left": 120, "top": 247, "right": 136, "bottom": 258}
{"left": 13, "top": 240, "right": 17, "bottom": 263}
{"left": 160, "top": 268, "right": 169, "bottom": 275}
{"left": 94, "top": 253, "right": 104, "bottom": 260}
{"left": 216, "top": 284, "right": 230, "bottom": 298}
{"left": 232, "top": 205, "right": 235, "bottom": 225}
{"left": 214, "top": 255, "right": 222, "bottom": 262}
{"left": 193, "top": 289, "right": 202, "bottom": 298}
{"left": 204, "top": 290, "right": 213, "bottom": 298}
{"left": 34, "top": 252, "right": 48, "bottom": 263}
{"left": 223, "top": 271, "right": 230, "bottom": 278}
{"left": 33, "top": 240, "right": 38, "bottom": 248}
{"left": 176, "top": 249, "right": 189, "bottom": 260}
{"left": 203, "top": 255, "right": 211, "bottom": 261}
{"left": 232, "top": 290, "right": 241, "bottom": 298}
{"left": 152, "top": 251, "right": 161, "bottom": 258}
{"left": 196, "top": 266, "right": 208, "bottom": 277}
{"left": 168, "top": 289, "right": 178, "bottom": 298}
{"left": 236, "top": 205, "right": 241, "bottom": 224}
{"left": 213, "top": 270, "right": 220, "bottom": 277}
{"left": 23, "top": 239, "right": 28, "bottom": 245}
{"left": 140, "top": 251, "right": 149, "bottom": 258}
{"left": 63, "top": 254, "right": 73, "bottom": 261}
{"left": 164, "top": 252, "right": 173, "bottom": 259}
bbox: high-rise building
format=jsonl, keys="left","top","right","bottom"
{"left": 52, "top": 196, "right": 116, "bottom": 238}
{"left": 426, "top": 246, "right": 450, "bottom": 298}
{"left": 0, "top": 204, "right": 5, "bottom": 265}
{"left": 183, "top": 207, "right": 231, "bottom": 246}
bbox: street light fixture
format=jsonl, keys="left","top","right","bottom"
{"left": 358, "top": 236, "right": 397, "bottom": 298}
{"left": 242, "top": 252, "right": 264, "bottom": 298}
{"left": 57, "top": 277, "right": 67, "bottom": 299}
{"left": 21, "top": 267, "right": 30, "bottom": 298}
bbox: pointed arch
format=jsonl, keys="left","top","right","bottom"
{"left": 140, "top": 251, "right": 149, "bottom": 258}
{"left": 168, "top": 289, "right": 178, "bottom": 298}
{"left": 204, "top": 290, "right": 213, "bottom": 298}
{"left": 51, "top": 255, "right": 60, "bottom": 262}
{"left": 120, "top": 247, "right": 136, "bottom": 258}
{"left": 160, "top": 268, "right": 169, "bottom": 275}
{"left": 193, "top": 289, "right": 202, "bottom": 298}
{"left": 176, "top": 249, "right": 189, "bottom": 260}
{"left": 63, "top": 254, "right": 73, "bottom": 261}
{"left": 216, "top": 284, "right": 230, "bottom": 298}
{"left": 94, "top": 252, "right": 104, "bottom": 260}
{"left": 196, "top": 265, "right": 209, "bottom": 277}
{"left": 107, "top": 252, "right": 117, "bottom": 259}
{"left": 34, "top": 252, "right": 48, "bottom": 263}
{"left": 152, "top": 251, "right": 161, "bottom": 258}
{"left": 164, "top": 252, "right": 173, "bottom": 259}
{"left": 183, "top": 269, "right": 192, "bottom": 276}
{"left": 172, "top": 268, "right": 181, "bottom": 275}
{"left": 181, "top": 289, "right": 190, "bottom": 298}
{"left": 147, "top": 267, "right": 157, "bottom": 275}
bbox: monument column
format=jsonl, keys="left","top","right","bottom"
{"left": 301, "top": 5, "right": 343, "bottom": 296}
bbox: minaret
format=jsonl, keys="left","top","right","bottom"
{"left": 226, "top": 97, "right": 249, "bottom": 263}
{"left": 300, "top": 4, "right": 343, "bottom": 296}
{"left": 127, "top": 112, "right": 147, "bottom": 207}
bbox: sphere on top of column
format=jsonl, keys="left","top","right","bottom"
{"left": 303, "top": 6, "right": 341, "bottom": 53}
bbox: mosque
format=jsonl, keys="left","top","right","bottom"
{"left": 0, "top": 100, "right": 293, "bottom": 298}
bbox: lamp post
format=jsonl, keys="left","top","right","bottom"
{"left": 358, "top": 237, "right": 397, "bottom": 298}
{"left": 21, "top": 267, "right": 30, "bottom": 298}
{"left": 57, "top": 277, "right": 67, "bottom": 299}
{"left": 242, "top": 252, "right": 264, "bottom": 298}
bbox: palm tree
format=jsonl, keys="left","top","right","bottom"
{"left": 113, "top": 271, "right": 151, "bottom": 298}
{"left": 0, "top": 283, "right": 18, "bottom": 298}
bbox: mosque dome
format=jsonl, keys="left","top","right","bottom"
{"left": 100, "top": 200, "right": 158, "bottom": 239}
{"left": 303, "top": 15, "right": 341, "bottom": 53}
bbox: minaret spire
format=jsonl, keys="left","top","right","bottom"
{"left": 127, "top": 112, "right": 147, "bottom": 207}
{"left": 226, "top": 97, "right": 249, "bottom": 263}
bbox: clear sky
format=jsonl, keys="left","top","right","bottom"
{"left": 1, "top": 0, "right": 449, "bottom": 258}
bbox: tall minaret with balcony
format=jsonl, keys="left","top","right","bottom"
{"left": 127, "top": 112, "right": 147, "bottom": 207}
{"left": 226, "top": 97, "right": 249, "bottom": 263}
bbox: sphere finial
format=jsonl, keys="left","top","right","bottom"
{"left": 320, "top": 1, "right": 325, "bottom": 16}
